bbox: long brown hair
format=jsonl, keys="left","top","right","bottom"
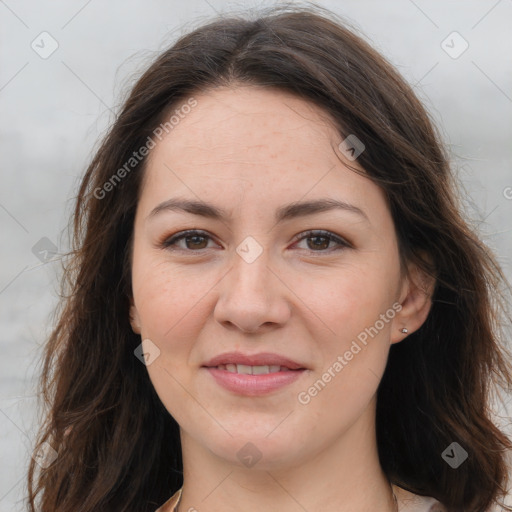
{"left": 27, "top": 3, "right": 512, "bottom": 511}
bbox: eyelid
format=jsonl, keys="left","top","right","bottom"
{"left": 160, "top": 229, "right": 217, "bottom": 250}
{"left": 159, "top": 228, "right": 352, "bottom": 253}
{"left": 291, "top": 229, "right": 352, "bottom": 250}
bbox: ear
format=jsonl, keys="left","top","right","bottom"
{"left": 391, "top": 257, "right": 436, "bottom": 344}
{"left": 129, "top": 297, "right": 141, "bottom": 335}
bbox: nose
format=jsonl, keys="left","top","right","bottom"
{"left": 213, "top": 247, "right": 291, "bottom": 334}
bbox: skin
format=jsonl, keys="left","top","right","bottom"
{"left": 129, "top": 84, "right": 435, "bottom": 512}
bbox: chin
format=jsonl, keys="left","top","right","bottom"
{"left": 203, "top": 430, "right": 305, "bottom": 471}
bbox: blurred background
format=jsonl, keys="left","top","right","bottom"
{"left": 1, "top": 0, "right": 511, "bottom": 510}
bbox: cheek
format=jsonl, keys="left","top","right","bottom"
{"left": 291, "top": 260, "right": 399, "bottom": 413}
{"left": 294, "top": 269, "right": 396, "bottom": 425}
{"left": 131, "top": 254, "right": 211, "bottom": 420}
{"left": 132, "top": 248, "right": 209, "bottom": 336}
{"left": 293, "top": 260, "right": 397, "bottom": 342}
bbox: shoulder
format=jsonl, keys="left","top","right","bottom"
{"left": 394, "top": 484, "right": 448, "bottom": 512}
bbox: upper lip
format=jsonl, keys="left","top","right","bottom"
{"left": 202, "top": 352, "right": 306, "bottom": 370}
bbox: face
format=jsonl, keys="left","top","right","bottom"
{"left": 129, "top": 85, "right": 427, "bottom": 471}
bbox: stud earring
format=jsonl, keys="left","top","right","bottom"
{"left": 400, "top": 328, "right": 408, "bottom": 334}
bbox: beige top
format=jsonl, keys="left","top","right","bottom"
{"left": 155, "top": 484, "right": 447, "bottom": 512}
{"left": 155, "top": 488, "right": 181, "bottom": 512}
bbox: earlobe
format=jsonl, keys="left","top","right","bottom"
{"left": 391, "top": 262, "right": 436, "bottom": 344}
{"left": 129, "top": 299, "right": 141, "bottom": 335}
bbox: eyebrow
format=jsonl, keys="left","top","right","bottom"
{"left": 147, "top": 197, "right": 370, "bottom": 224}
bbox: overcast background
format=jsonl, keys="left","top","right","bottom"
{"left": 1, "top": 0, "right": 511, "bottom": 510}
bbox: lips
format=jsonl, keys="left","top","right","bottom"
{"left": 215, "top": 363, "right": 293, "bottom": 374}
{"left": 202, "top": 352, "right": 307, "bottom": 396}
{"left": 202, "top": 351, "right": 306, "bottom": 371}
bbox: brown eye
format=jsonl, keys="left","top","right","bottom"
{"left": 294, "top": 230, "right": 351, "bottom": 253}
{"left": 162, "top": 230, "right": 216, "bottom": 251}
{"left": 184, "top": 234, "right": 208, "bottom": 250}
{"left": 306, "top": 234, "right": 330, "bottom": 251}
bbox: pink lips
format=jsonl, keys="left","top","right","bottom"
{"left": 203, "top": 352, "right": 305, "bottom": 370}
{"left": 202, "top": 351, "right": 308, "bottom": 396}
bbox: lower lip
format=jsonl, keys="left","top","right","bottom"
{"left": 204, "top": 367, "right": 306, "bottom": 396}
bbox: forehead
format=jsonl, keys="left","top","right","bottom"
{"left": 151, "top": 85, "right": 340, "bottom": 165}
{"left": 139, "top": 85, "right": 388, "bottom": 225}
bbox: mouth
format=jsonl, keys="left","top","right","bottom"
{"left": 209, "top": 364, "right": 303, "bottom": 374}
{"left": 201, "top": 352, "right": 308, "bottom": 396}
{"left": 202, "top": 351, "right": 306, "bottom": 370}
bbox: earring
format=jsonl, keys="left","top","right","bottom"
{"left": 400, "top": 328, "right": 408, "bottom": 334}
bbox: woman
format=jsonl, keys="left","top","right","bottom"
{"left": 27, "top": 4, "right": 512, "bottom": 512}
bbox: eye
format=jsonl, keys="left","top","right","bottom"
{"left": 292, "top": 230, "right": 351, "bottom": 253}
{"left": 161, "top": 229, "right": 217, "bottom": 252}
{"left": 160, "top": 229, "right": 351, "bottom": 254}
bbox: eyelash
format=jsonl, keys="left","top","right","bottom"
{"left": 160, "top": 229, "right": 351, "bottom": 255}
